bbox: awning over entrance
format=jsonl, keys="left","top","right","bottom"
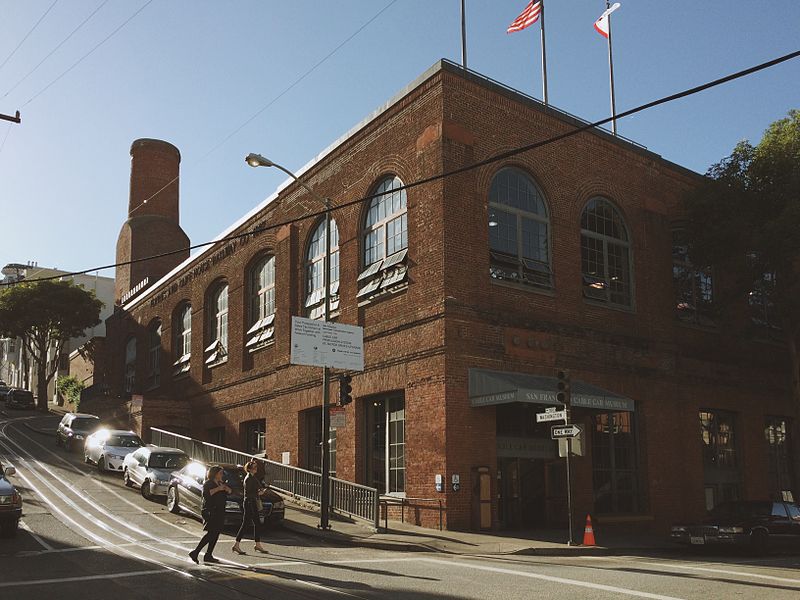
{"left": 468, "top": 368, "right": 635, "bottom": 412}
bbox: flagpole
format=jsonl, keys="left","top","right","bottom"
{"left": 540, "top": 0, "right": 548, "bottom": 105}
{"left": 606, "top": 0, "right": 617, "bottom": 135}
{"left": 461, "top": 0, "right": 467, "bottom": 68}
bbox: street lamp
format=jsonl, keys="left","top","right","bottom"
{"left": 246, "top": 153, "right": 334, "bottom": 530}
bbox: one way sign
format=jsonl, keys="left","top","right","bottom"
{"left": 551, "top": 424, "right": 582, "bottom": 439}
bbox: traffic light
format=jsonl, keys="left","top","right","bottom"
{"left": 556, "top": 369, "right": 570, "bottom": 405}
{"left": 338, "top": 374, "right": 353, "bottom": 406}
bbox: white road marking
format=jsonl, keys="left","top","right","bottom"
{"left": 0, "top": 569, "right": 169, "bottom": 589}
{"left": 642, "top": 561, "right": 800, "bottom": 586}
{"left": 420, "top": 557, "right": 686, "bottom": 600}
{"left": 295, "top": 579, "right": 369, "bottom": 598}
{"left": 18, "top": 519, "right": 54, "bottom": 550}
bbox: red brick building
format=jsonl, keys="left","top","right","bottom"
{"left": 105, "top": 60, "right": 798, "bottom": 532}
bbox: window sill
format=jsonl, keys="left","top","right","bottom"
{"left": 357, "top": 282, "right": 408, "bottom": 307}
{"left": 582, "top": 296, "right": 635, "bottom": 314}
{"left": 248, "top": 340, "right": 275, "bottom": 354}
{"left": 206, "top": 358, "right": 228, "bottom": 369}
{"left": 489, "top": 278, "right": 555, "bottom": 297}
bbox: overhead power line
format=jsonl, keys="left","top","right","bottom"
{"left": 3, "top": 48, "right": 799, "bottom": 289}
{"left": 0, "top": 0, "right": 60, "bottom": 74}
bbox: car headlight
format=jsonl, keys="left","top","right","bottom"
{"left": 225, "top": 501, "right": 240, "bottom": 510}
{"left": 670, "top": 526, "right": 687, "bottom": 533}
{"left": 75, "top": 434, "right": 84, "bottom": 440}
{"left": 107, "top": 454, "right": 124, "bottom": 460}
{"left": 718, "top": 526, "right": 744, "bottom": 534}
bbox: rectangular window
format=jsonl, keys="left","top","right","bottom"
{"left": 592, "top": 411, "right": 641, "bottom": 514}
{"left": 303, "top": 408, "right": 336, "bottom": 479}
{"left": 699, "top": 409, "right": 741, "bottom": 509}
{"left": 366, "top": 395, "right": 405, "bottom": 495}
{"left": 765, "top": 417, "right": 794, "bottom": 500}
{"left": 242, "top": 419, "right": 266, "bottom": 455}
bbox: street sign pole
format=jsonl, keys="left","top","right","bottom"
{"left": 565, "top": 419, "right": 575, "bottom": 546}
{"left": 320, "top": 198, "right": 332, "bottom": 531}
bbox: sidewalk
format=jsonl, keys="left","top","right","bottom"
{"left": 280, "top": 503, "right": 675, "bottom": 556}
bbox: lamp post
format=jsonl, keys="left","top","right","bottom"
{"left": 246, "top": 153, "right": 333, "bottom": 530}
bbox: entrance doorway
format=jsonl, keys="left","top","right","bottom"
{"left": 498, "top": 458, "right": 545, "bottom": 528}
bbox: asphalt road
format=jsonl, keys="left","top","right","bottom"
{"left": 2, "top": 410, "right": 800, "bottom": 599}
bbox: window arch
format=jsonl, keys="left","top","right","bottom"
{"left": 124, "top": 336, "right": 136, "bottom": 393}
{"left": 173, "top": 303, "right": 191, "bottom": 376}
{"left": 580, "top": 198, "right": 632, "bottom": 307}
{"left": 488, "top": 167, "right": 552, "bottom": 287}
{"left": 148, "top": 320, "right": 161, "bottom": 389}
{"left": 246, "top": 255, "right": 276, "bottom": 350}
{"left": 356, "top": 176, "right": 410, "bottom": 301}
{"left": 305, "top": 218, "right": 339, "bottom": 320}
{"left": 206, "top": 282, "right": 229, "bottom": 365}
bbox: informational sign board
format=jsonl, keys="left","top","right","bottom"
{"left": 536, "top": 409, "right": 567, "bottom": 423}
{"left": 329, "top": 406, "right": 346, "bottom": 429}
{"left": 551, "top": 424, "right": 583, "bottom": 439}
{"left": 290, "top": 316, "right": 364, "bottom": 371}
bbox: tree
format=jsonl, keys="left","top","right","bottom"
{"left": 0, "top": 280, "right": 103, "bottom": 411}
{"left": 685, "top": 109, "right": 800, "bottom": 404}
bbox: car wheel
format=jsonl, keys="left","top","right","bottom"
{"left": 167, "top": 487, "right": 181, "bottom": 514}
{"left": 141, "top": 479, "right": 151, "bottom": 500}
{"left": 751, "top": 529, "right": 769, "bottom": 556}
{"left": 97, "top": 457, "right": 105, "bottom": 472}
{"left": 124, "top": 469, "right": 133, "bottom": 487}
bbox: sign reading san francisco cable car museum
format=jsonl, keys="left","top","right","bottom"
{"left": 290, "top": 316, "right": 364, "bottom": 371}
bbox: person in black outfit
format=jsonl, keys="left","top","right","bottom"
{"left": 189, "top": 465, "right": 231, "bottom": 564}
{"left": 232, "top": 460, "right": 267, "bottom": 554}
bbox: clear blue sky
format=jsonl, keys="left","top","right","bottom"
{"left": 0, "top": 1, "right": 797, "bottom": 276}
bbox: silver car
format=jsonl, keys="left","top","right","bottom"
{"left": 122, "top": 446, "right": 188, "bottom": 499}
{"left": 84, "top": 429, "right": 144, "bottom": 472}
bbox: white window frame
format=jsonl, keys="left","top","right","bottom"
{"left": 580, "top": 197, "right": 633, "bottom": 308}
{"left": 247, "top": 256, "right": 276, "bottom": 351}
{"left": 305, "top": 218, "right": 339, "bottom": 320}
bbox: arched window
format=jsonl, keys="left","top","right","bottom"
{"left": 488, "top": 167, "right": 552, "bottom": 287}
{"left": 173, "top": 303, "right": 191, "bottom": 376}
{"left": 124, "top": 337, "right": 136, "bottom": 393}
{"left": 148, "top": 320, "right": 161, "bottom": 389}
{"left": 206, "top": 283, "right": 228, "bottom": 365}
{"left": 306, "top": 218, "right": 339, "bottom": 320}
{"left": 580, "top": 198, "right": 632, "bottom": 307}
{"left": 357, "top": 176, "right": 410, "bottom": 301}
{"left": 246, "top": 255, "right": 276, "bottom": 350}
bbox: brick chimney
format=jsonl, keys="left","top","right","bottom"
{"left": 115, "top": 139, "right": 190, "bottom": 304}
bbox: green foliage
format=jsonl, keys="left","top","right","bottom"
{"left": 685, "top": 110, "right": 800, "bottom": 334}
{"left": 56, "top": 375, "right": 85, "bottom": 408}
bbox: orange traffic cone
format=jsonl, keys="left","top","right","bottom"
{"left": 582, "top": 514, "right": 596, "bottom": 546}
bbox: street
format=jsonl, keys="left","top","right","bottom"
{"left": 1, "top": 412, "right": 800, "bottom": 600}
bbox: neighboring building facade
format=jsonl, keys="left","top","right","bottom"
{"left": 0, "top": 263, "right": 115, "bottom": 400}
{"left": 105, "top": 60, "right": 798, "bottom": 532}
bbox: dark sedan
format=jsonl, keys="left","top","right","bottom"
{"left": 166, "top": 461, "right": 284, "bottom": 528}
{"left": 671, "top": 500, "right": 800, "bottom": 554}
{"left": 5, "top": 389, "right": 34, "bottom": 410}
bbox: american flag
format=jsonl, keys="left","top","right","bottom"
{"left": 507, "top": 1, "right": 542, "bottom": 34}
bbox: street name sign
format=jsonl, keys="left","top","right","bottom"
{"left": 551, "top": 424, "right": 582, "bottom": 439}
{"left": 536, "top": 409, "right": 567, "bottom": 423}
{"left": 290, "top": 316, "right": 364, "bottom": 370}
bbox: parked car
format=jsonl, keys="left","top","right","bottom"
{"left": 0, "top": 460, "right": 22, "bottom": 537}
{"left": 0, "top": 380, "right": 10, "bottom": 400}
{"left": 5, "top": 389, "right": 35, "bottom": 410}
{"left": 56, "top": 413, "right": 101, "bottom": 451}
{"left": 166, "top": 461, "right": 285, "bottom": 528}
{"left": 84, "top": 429, "right": 144, "bottom": 472}
{"left": 671, "top": 500, "right": 800, "bottom": 555}
{"left": 123, "top": 446, "right": 189, "bottom": 499}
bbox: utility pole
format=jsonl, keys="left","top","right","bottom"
{"left": 0, "top": 110, "right": 21, "bottom": 124}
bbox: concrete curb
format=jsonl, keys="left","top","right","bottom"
{"left": 280, "top": 517, "right": 677, "bottom": 557}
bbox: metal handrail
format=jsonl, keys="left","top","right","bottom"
{"left": 150, "top": 427, "right": 380, "bottom": 529}
{"left": 379, "top": 496, "right": 444, "bottom": 532}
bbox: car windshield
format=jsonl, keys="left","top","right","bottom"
{"left": 72, "top": 418, "right": 98, "bottom": 431}
{"left": 710, "top": 502, "right": 771, "bottom": 519}
{"left": 106, "top": 435, "right": 142, "bottom": 448}
{"left": 148, "top": 453, "right": 187, "bottom": 469}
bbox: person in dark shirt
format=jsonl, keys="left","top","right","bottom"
{"left": 189, "top": 465, "right": 231, "bottom": 564}
{"left": 232, "top": 460, "right": 268, "bottom": 554}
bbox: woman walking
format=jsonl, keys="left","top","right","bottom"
{"left": 189, "top": 465, "right": 231, "bottom": 564}
{"left": 232, "top": 460, "right": 268, "bottom": 554}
